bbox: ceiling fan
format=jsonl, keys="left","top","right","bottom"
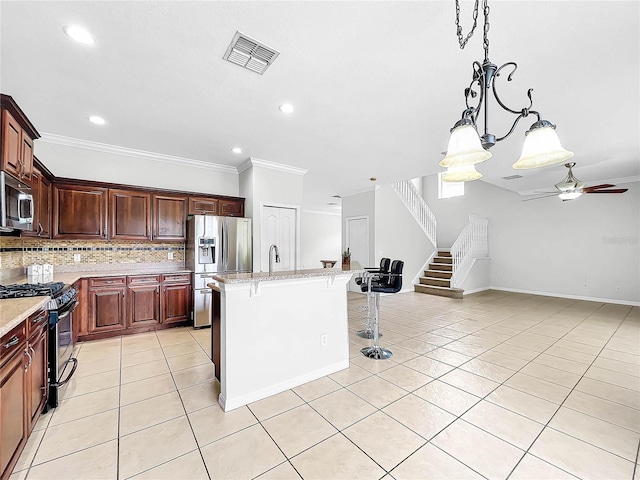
{"left": 524, "top": 162, "right": 628, "bottom": 201}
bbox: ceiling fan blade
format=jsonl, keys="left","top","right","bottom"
{"left": 584, "top": 189, "right": 628, "bottom": 194}
{"left": 583, "top": 184, "right": 616, "bottom": 191}
{"left": 521, "top": 194, "right": 559, "bottom": 202}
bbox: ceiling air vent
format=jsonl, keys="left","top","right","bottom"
{"left": 223, "top": 32, "right": 280, "bottom": 75}
{"left": 502, "top": 175, "right": 523, "bottom": 180}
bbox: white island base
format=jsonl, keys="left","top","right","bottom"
{"left": 209, "top": 268, "right": 357, "bottom": 412}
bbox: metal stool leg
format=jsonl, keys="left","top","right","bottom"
{"left": 356, "top": 274, "right": 382, "bottom": 339}
{"left": 360, "top": 292, "right": 393, "bottom": 360}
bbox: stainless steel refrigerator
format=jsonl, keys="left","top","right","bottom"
{"left": 186, "top": 215, "right": 252, "bottom": 328}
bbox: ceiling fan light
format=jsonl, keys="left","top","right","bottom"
{"left": 442, "top": 164, "right": 483, "bottom": 182}
{"left": 512, "top": 121, "right": 574, "bottom": 169}
{"left": 440, "top": 123, "right": 492, "bottom": 168}
{"left": 559, "top": 190, "right": 582, "bottom": 200}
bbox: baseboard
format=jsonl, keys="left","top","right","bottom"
{"left": 462, "top": 286, "right": 492, "bottom": 295}
{"left": 219, "top": 359, "right": 349, "bottom": 411}
{"left": 490, "top": 286, "right": 640, "bottom": 307}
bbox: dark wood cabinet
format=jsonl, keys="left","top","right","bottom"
{"left": 153, "top": 194, "right": 187, "bottom": 241}
{"left": 127, "top": 275, "right": 160, "bottom": 328}
{"left": 53, "top": 184, "right": 108, "bottom": 239}
{"left": 1, "top": 97, "right": 38, "bottom": 186}
{"left": 0, "top": 307, "right": 48, "bottom": 480}
{"left": 161, "top": 279, "right": 191, "bottom": 325}
{"left": 109, "top": 189, "right": 151, "bottom": 241}
{"left": 23, "top": 164, "right": 51, "bottom": 238}
{"left": 220, "top": 199, "right": 244, "bottom": 217}
{"left": 189, "top": 196, "right": 219, "bottom": 215}
{"left": 88, "top": 277, "right": 127, "bottom": 334}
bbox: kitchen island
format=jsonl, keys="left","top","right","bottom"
{"left": 208, "top": 264, "right": 361, "bottom": 411}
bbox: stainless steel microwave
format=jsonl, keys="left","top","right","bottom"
{"left": 0, "top": 171, "right": 34, "bottom": 232}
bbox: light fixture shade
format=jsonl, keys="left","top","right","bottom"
{"left": 558, "top": 191, "right": 582, "bottom": 200}
{"left": 513, "top": 122, "right": 574, "bottom": 169}
{"left": 442, "top": 164, "right": 483, "bottom": 182}
{"left": 440, "top": 124, "right": 492, "bottom": 168}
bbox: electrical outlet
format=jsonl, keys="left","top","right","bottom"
{"left": 73, "top": 253, "right": 81, "bottom": 262}
{"left": 0, "top": 257, "right": 2, "bottom": 268}
{"left": 320, "top": 333, "right": 328, "bottom": 347}
{"left": 168, "top": 252, "right": 174, "bottom": 260}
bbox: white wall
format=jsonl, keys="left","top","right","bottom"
{"left": 300, "top": 211, "right": 341, "bottom": 270}
{"left": 239, "top": 160, "right": 304, "bottom": 272}
{"left": 35, "top": 141, "right": 239, "bottom": 196}
{"left": 375, "top": 185, "right": 435, "bottom": 290}
{"left": 422, "top": 174, "right": 640, "bottom": 304}
{"left": 341, "top": 190, "right": 376, "bottom": 267}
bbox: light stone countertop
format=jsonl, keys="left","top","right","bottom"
{"left": 209, "top": 263, "right": 363, "bottom": 285}
{"left": 0, "top": 267, "right": 193, "bottom": 338}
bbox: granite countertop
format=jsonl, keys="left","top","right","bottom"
{"left": 0, "top": 266, "right": 193, "bottom": 338}
{"left": 209, "top": 263, "right": 363, "bottom": 284}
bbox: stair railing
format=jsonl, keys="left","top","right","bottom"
{"left": 392, "top": 180, "right": 437, "bottom": 248}
{"left": 450, "top": 215, "right": 488, "bottom": 288}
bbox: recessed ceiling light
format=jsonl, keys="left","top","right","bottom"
{"left": 64, "top": 25, "right": 96, "bottom": 45}
{"left": 231, "top": 147, "right": 243, "bottom": 154}
{"left": 88, "top": 115, "right": 106, "bottom": 125}
{"left": 279, "top": 103, "right": 294, "bottom": 114}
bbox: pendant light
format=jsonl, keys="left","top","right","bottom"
{"left": 440, "top": 0, "right": 573, "bottom": 181}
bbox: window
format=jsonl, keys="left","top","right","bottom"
{"left": 438, "top": 172, "right": 465, "bottom": 199}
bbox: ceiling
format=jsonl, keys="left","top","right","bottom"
{"left": 1, "top": 1, "right": 638, "bottom": 211}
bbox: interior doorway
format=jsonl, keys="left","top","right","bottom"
{"left": 345, "top": 215, "right": 370, "bottom": 291}
{"left": 261, "top": 205, "right": 297, "bottom": 273}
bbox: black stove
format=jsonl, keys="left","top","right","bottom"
{"left": 0, "top": 282, "right": 65, "bottom": 299}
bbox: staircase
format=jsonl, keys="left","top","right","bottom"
{"left": 414, "top": 250, "right": 464, "bottom": 299}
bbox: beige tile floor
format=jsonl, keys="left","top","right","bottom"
{"left": 10, "top": 290, "right": 640, "bottom": 480}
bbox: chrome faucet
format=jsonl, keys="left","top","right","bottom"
{"left": 268, "top": 244, "right": 281, "bottom": 275}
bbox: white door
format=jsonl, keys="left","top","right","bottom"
{"left": 346, "top": 216, "right": 369, "bottom": 291}
{"left": 261, "top": 206, "right": 297, "bottom": 273}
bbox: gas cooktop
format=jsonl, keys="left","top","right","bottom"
{"left": 0, "top": 282, "right": 66, "bottom": 300}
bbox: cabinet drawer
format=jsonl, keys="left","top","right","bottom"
{"left": 127, "top": 275, "right": 161, "bottom": 286}
{"left": 161, "top": 273, "right": 191, "bottom": 284}
{"left": 1, "top": 322, "right": 26, "bottom": 366}
{"left": 26, "top": 309, "right": 48, "bottom": 338}
{"left": 89, "top": 276, "right": 126, "bottom": 288}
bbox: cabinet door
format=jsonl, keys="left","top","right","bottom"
{"left": 153, "top": 194, "right": 187, "bottom": 241}
{"left": 0, "top": 349, "right": 27, "bottom": 477}
{"left": 128, "top": 285, "right": 160, "bottom": 328}
{"left": 1, "top": 109, "right": 22, "bottom": 180}
{"left": 109, "top": 189, "right": 151, "bottom": 240}
{"left": 161, "top": 283, "right": 191, "bottom": 324}
{"left": 53, "top": 184, "right": 108, "bottom": 239}
{"left": 20, "top": 133, "right": 34, "bottom": 183}
{"left": 219, "top": 199, "right": 244, "bottom": 217}
{"left": 27, "top": 325, "right": 47, "bottom": 430}
{"left": 39, "top": 174, "right": 51, "bottom": 238}
{"left": 89, "top": 288, "right": 127, "bottom": 333}
{"left": 188, "top": 196, "right": 218, "bottom": 215}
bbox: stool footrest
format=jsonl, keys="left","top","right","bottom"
{"left": 356, "top": 329, "right": 383, "bottom": 339}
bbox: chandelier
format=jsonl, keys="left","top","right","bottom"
{"left": 440, "top": 0, "right": 574, "bottom": 182}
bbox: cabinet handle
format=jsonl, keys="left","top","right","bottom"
{"left": 122, "top": 290, "right": 125, "bottom": 298}
{"left": 38, "top": 223, "right": 43, "bottom": 236}
{"left": 24, "top": 348, "right": 33, "bottom": 371}
{"left": 4, "top": 336, "right": 19, "bottom": 348}
{"left": 103, "top": 227, "right": 107, "bottom": 237}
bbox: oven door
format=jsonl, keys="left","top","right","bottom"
{"left": 54, "top": 299, "right": 79, "bottom": 384}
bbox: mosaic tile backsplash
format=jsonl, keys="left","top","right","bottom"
{"left": 0, "top": 237, "right": 184, "bottom": 272}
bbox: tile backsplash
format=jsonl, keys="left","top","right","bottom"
{"left": 0, "top": 236, "right": 184, "bottom": 273}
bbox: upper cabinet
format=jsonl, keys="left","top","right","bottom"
{"left": 153, "top": 194, "right": 187, "bottom": 241}
{"left": 188, "top": 196, "right": 218, "bottom": 216}
{"left": 23, "top": 163, "right": 51, "bottom": 238}
{"left": 220, "top": 199, "right": 244, "bottom": 217}
{"left": 0, "top": 95, "right": 39, "bottom": 185}
{"left": 53, "top": 184, "right": 108, "bottom": 239}
{"left": 109, "top": 189, "right": 151, "bottom": 241}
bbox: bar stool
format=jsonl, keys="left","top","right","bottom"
{"left": 355, "top": 258, "right": 390, "bottom": 339}
{"left": 361, "top": 260, "right": 404, "bottom": 360}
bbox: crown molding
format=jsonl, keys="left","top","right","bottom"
{"left": 38, "top": 133, "right": 238, "bottom": 174}
{"left": 238, "top": 157, "right": 308, "bottom": 176}
{"left": 337, "top": 184, "right": 381, "bottom": 198}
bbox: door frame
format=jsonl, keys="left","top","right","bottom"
{"left": 260, "top": 202, "right": 301, "bottom": 271}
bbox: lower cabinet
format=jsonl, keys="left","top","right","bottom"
{"left": 1, "top": 309, "right": 48, "bottom": 480}
{"left": 78, "top": 272, "right": 192, "bottom": 341}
